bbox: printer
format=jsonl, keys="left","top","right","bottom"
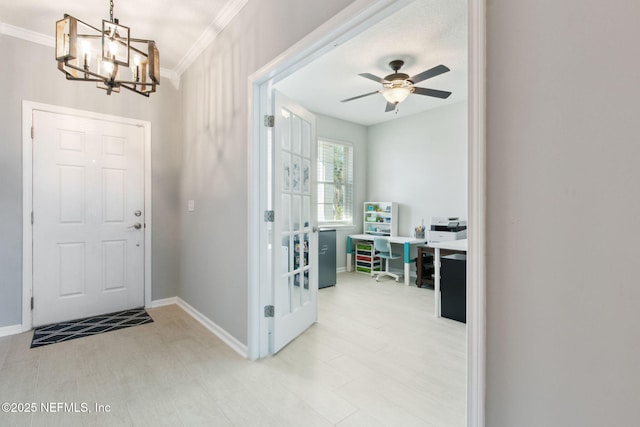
{"left": 428, "top": 217, "right": 467, "bottom": 242}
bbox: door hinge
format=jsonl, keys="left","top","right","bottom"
{"left": 31, "top": 297, "right": 34, "bottom": 310}
{"left": 264, "top": 210, "right": 275, "bottom": 222}
{"left": 264, "top": 115, "right": 275, "bottom": 127}
{"left": 31, "top": 211, "right": 34, "bottom": 225}
{"left": 264, "top": 305, "right": 274, "bottom": 317}
{"left": 31, "top": 126, "right": 34, "bottom": 139}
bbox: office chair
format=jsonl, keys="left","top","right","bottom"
{"left": 373, "top": 237, "right": 402, "bottom": 282}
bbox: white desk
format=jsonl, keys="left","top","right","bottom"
{"left": 429, "top": 239, "right": 467, "bottom": 317}
{"left": 347, "top": 234, "right": 427, "bottom": 286}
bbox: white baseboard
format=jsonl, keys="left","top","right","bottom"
{"left": 175, "top": 298, "right": 248, "bottom": 359}
{"left": 336, "top": 267, "right": 347, "bottom": 273}
{"left": 0, "top": 324, "right": 25, "bottom": 338}
{"left": 149, "top": 297, "right": 179, "bottom": 308}
{"left": 1, "top": 299, "right": 248, "bottom": 357}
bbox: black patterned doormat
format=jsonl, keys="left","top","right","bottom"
{"left": 31, "top": 308, "right": 153, "bottom": 348}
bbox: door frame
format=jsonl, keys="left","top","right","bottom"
{"left": 22, "top": 101, "right": 153, "bottom": 331}
{"left": 247, "top": 0, "right": 486, "bottom": 426}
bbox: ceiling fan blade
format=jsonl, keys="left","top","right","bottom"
{"left": 358, "top": 73, "right": 388, "bottom": 84}
{"left": 340, "top": 90, "right": 380, "bottom": 103}
{"left": 413, "top": 87, "right": 452, "bottom": 99}
{"left": 409, "top": 64, "right": 450, "bottom": 84}
{"left": 385, "top": 102, "right": 396, "bottom": 112}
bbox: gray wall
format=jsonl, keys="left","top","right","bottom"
{"left": 177, "top": 0, "right": 354, "bottom": 344}
{"left": 286, "top": 104, "right": 466, "bottom": 276}
{"left": 367, "top": 102, "right": 467, "bottom": 273}
{"left": 316, "top": 113, "right": 368, "bottom": 271}
{"left": 486, "top": 0, "right": 640, "bottom": 425}
{"left": 0, "top": 36, "right": 181, "bottom": 327}
{"left": 367, "top": 102, "right": 467, "bottom": 235}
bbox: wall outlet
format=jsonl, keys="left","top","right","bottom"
{"left": 188, "top": 200, "right": 195, "bottom": 212}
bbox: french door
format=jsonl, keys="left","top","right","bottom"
{"left": 271, "top": 91, "right": 318, "bottom": 353}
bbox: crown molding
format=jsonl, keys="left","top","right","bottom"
{"left": 161, "top": 68, "right": 181, "bottom": 90}
{"left": 172, "top": 0, "right": 248, "bottom": 76}
{"left": 0, "top": 22, "right": 54, "bottom": 47}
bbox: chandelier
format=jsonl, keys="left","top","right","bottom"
{"left": 55, "top": 0, "right": 159, "bottom": 97}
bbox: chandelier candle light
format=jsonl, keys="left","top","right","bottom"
{"left": 55, "top": 0, "right": 159, "bottom": 96}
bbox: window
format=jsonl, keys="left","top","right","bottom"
{"left": 317, "top": 139, "right": 353, "bottom": 225}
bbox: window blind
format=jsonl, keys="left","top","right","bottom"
{"left": 317, "top": 140, "right": 353, "bottom": 224}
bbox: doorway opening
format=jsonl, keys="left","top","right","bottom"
{"left": 248, "top": 0, "right": 485, "bottom": 425}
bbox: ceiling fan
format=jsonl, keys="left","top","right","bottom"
{"left": 340, "top": 59, "right": 452, "bottom": 112}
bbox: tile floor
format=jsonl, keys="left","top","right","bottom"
{"left": 0, "top": 272, "right": 466, "bottom": 426}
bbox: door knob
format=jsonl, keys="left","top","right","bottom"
{"left": 128, "top": 223, "right": 142, "bottom": 230}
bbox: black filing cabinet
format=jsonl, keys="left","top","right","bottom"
{"left": 440, "top": 253, "right": 467, "bottom": 323}
{"left": 318, "top": 229, "right": 336, "bottom": 288}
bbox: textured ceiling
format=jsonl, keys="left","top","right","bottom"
{"left": 275, "top": 0, "right": 468, "bottom": 126}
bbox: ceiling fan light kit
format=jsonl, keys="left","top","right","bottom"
{"left": 341, "top": 59, "right": 451, "bottom": 112}
{"left": 55, "top": 0, "right": 160, "bottom": 97}
{"left": 382, "top": 80, "right": 414, "bottom": 104}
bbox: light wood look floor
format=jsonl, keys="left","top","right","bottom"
{"left": 0, "top": 272, "right": 466, "bottom": 426}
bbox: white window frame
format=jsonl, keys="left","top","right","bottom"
{"left": 316, "top": 137, "right": 354, "bottom": 228}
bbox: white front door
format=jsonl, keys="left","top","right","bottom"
{"left": 32, "top": 110, "right": 145, "bottom": 326}
{"left": 272, "top": 92, "right": 318, "bottom": 353}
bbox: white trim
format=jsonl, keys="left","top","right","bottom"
{"left": 318, "top": 137, "right": 354, "bottom": 148}
{"left": 467, "top": 1, "right": 486, "bottom": 426}
{"left": 249, "top": 76, "right": 274, "bottom": 357}
{"left": 22, "top": 103, "right": 34, "bottom": 330}
{"left": 150, "top": 297, "right": 179, "bottom": 308}
{"left": 249, "top": 0, "right": 414, "bottom": 87}
{"left": 317, "top": 137, "right": 355, "bottom": 226}
{"left": 159, "top": 69, "right": 181, "bottom": 90}
{"left": 176, "top": 298, "right": 248, "bottom": 359}
{"left": 336, "top": 267, "right": 347, "bottom": 274}
{"left": 248, "top": 0, "right": 486, "bottom": 425}
{"left": 0, "top": 324, "right": 25, "bottom": 338}
{"left": 0, "top": 22, "right": 54, "bottom": 47}
{"left": 173, "top": 0, "right": 249, "bottom": 76}
{"left": 247, "top": 79, "right": 270, "bottom": 360}
{"left": 143, "top": 119, "right": 153, "bottom": 309}
{"left": 247, "top": 81, "right": 259, "bottom": 360}
{"left": 22, "top": 101, "right": 153, "bottom": 332}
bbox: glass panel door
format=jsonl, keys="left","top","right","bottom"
{"left": 272, "top": 91, "right": 317, "bottom": 353}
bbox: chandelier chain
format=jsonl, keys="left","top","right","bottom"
{"left": 109, "top": 0, "right": 114, "bottom": 22}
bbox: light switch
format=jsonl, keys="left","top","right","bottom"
{"left": 188, "top": 200, "right": 195, "bottom": 212}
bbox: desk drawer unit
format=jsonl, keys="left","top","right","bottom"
{"left": 355, "top": 242, "right": 380, "bottom": 274}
